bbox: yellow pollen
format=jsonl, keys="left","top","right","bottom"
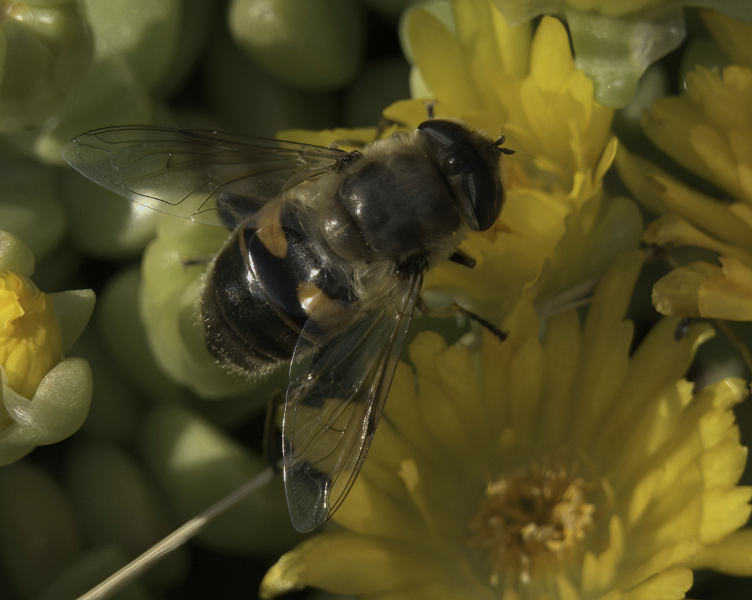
{"left": 0, "top": 272, "right": 63, "bottom": 398}
{"left": 468, "top": 464, "right": 595, "bottom": 587}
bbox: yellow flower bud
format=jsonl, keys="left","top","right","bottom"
{"left": 0, "top": 272, "right": 63, "bottom": 399}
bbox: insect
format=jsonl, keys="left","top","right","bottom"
{"left": 62, "top": 119, "right": 513, "bottom": 532}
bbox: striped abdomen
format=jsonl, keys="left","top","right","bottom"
{"left": 201, "top": 203, "right": 356, "bottom": 375}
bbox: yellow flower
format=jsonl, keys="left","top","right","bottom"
{"left": 489, "top": 2, "right": 749, "bottom": 108}
{"left": 388, "top": 3, "right": 640, "bottom": 325}
{"left": 282, "top": 6, "right": 642, "bottom": 330}
{"left": 616, "top": 59, "right": 752, "bottom": 320}
{"left": 0, "top": 272, "right": 62, "bottom": 399}
{"left": 0, "top": 230, "right": 95, "bottom": 465}
{"left": 423, "top": 137, "right": 641, "bottom": 325}
{"left": 399, "top": 5, "right": 613, "bottom": 183}
{"left": 260, "top": 251, "right": 752, "bottom": 599}
{"left": 642, "top": 65, "right": 752, "bottom": 203}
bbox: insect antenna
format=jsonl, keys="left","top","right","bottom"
{"left": 494, "top": 120, "right": 516, "bottom": 155}
{"left": 75, "top": 467, "right": 277, "bottom": 600}
{"left": 490, "top": 107, "right": 516, "bottom": 155}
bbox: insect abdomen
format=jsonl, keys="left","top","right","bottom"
{"left": 202, "top": 205, "right": 356, "bottom": 375}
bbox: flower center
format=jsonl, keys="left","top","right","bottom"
{"left": 468, "top": 464, "right": 595, "bottom": 587}
{"left": 0, "top": 272, "right": 62, "bottom": 398}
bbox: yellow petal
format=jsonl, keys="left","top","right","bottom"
{"left": 643, "top": 65, "right": 752, "bottom": 205}
{"left": 689, "top": 527, "right": 752, "bottom": 575}
{"left": 411, "top": 336, "right": 474, "bottom": 457}
{"left": 491, "top": 4, "right": 530, "bottom": 80}
{"left": 259, "top": 531, "right": 439, "bottom": 598}
{"left": 537, "top": 310, "right": 581, "bottom": 448}
{"left": 605, "top": 378, "right": 692, "bottom": 488}
{"left": 452, "top": 0, "right": 507, "bottom": 117}
{"left": 531, "top": 194, "right": 643, "bottom": 303}
{"left": 624, "top": 542, "right": 700, "bottom": 592}
{"left": 699, "top": 486, "right": 752, "bottom": 544}
{"left": 377, "top": 360, "right": 439, "bottom": 468}
{"left": 483, "top": 298, "right": 540, "bottom": 429}
{"left": 582, "top": 516, "right": 624, "bottom": 593}
{"left": 333, "top": 462, "right": 428, "bottom": 544}
{"left": 626, "top": 468, "right": 664, "bottom": 527}
{"left": 593, "top": 317, "right": 715, "bottom": 460}
{"left": 704, "top": 377, "right": 749, "bottom": 411}
{"left": 695, "top": 256, "right": 752, "bottom": 320}
{"left": 398, "top": 458, "right": 465, "bottom": 548}
{"left": 700, "top": 439, "right": 748, "bottom": 490}
{"left": 695, "top": 379, "right": 747, "bottom": 446}
{"left": 701, "top": 10, "right": 752, "bottom": 69}
{"left": 619, "top": 567, "right": 693, "bottom": 600}
{"left": 406, "top": 8, "right": 482, "bottom": 114}
{"left": 649, "top": 174, "right": 752, "bottom": 250}
{"left": 644, "top": 215, "right": 752, "bottom": 266}
{"left": 383, "top": 98, "right": 436, "bottom": 129}
{"left": 504, "top": 334, "right": 545, "bottom": 447}
{"left": 595, "top": 136, "right": 619, "bottom": 182}
{"left": 555, "top": 572, "right": 579, "bottom": 600}
{"left": 615, "top": 144, "right": 670, "bottom": 215}
{"left": 641, "top": 96, "right": 708, "bottom": 183}
{"left": 568, "top": 252, "right": 642, "bottom": 446}
{"left": 650, "top": 262, "right": 718, "bottom": 317}
{"left": 690, "top": 123, "right": 746, "bottom": 201}
{"left": 529, "top": 17, "right": 574, "bottom": 92}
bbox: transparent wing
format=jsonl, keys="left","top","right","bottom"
{"left": 61, "top": 126, "right": 347, "bottom": 227}
{"left": 282, "top": 272, "right": 422, "bottom": 532}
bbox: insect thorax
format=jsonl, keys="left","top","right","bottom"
{"left": 332, "top": 142, "right": 464, "bottom": 266}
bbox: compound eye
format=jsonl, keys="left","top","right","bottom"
{"left": 418, "top": 119, "right": 505, "bottom": 232}
{"left": 463, "top": 169, "right": 500, "bottom": 231}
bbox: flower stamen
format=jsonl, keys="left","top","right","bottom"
{"left": 468, "top": 463, "right": 595, "bottom": 587}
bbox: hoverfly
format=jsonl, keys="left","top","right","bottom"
{"left": 62, "top": 118, "right": 513, "bottom": 532}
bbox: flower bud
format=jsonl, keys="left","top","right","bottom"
{"left": 0, "top": 0, "right": 93, "bottom": 132}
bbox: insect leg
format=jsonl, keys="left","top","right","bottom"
{"left": 416, "top": 298, "right": 508, "bottom": 341}
{"left": 447, "top": 250, "right": 476, "bottom": 268}
{"left": 453, "top": 304, "right": 508, "bottom": 341}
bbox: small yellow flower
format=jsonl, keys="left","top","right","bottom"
{"left": 0, "top": 230, "right": 95, "bottom": 466}
{"left": 399, "top": 5, "right": 613, "bottom": 184}
{"left": 642, "top": 65, "right": 752, "bottom": 203}
{"left": 388, "top": 4, "right": 641, "bottom": 325}
{"left": 0, "top": 272, "right": 62, "bottom": 399}
{"left": 260, "top": 251, "right": 752, "bottom": 599}
{"left": 490, "top": 2, "right": 745, "bottom": 108}
{"left": 616, "top": 59, "right": 752, "bottom": 320}
{"left": 423, "top": 137, "right": 642, "bottom": 325}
